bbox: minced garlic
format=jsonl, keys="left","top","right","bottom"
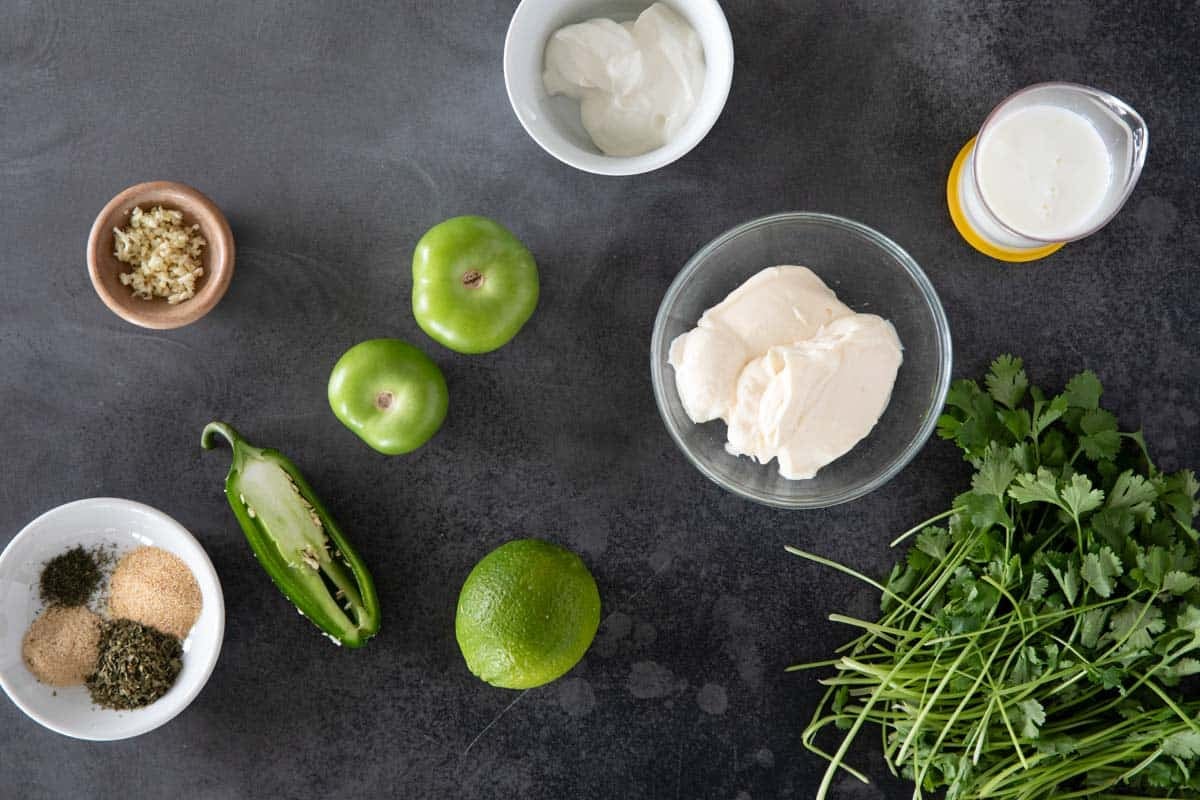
{"left": 114, "top": 206, "right": 206, "bottom": 304}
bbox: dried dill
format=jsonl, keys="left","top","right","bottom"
{"left": 40, "top": 546, "right": 102, "bottom": 606}
{"left": 86, "top": 619, "right": 182, "bottom": 710}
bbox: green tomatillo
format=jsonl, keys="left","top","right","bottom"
{"left": 327, "top": 339, "right": 448, "bottom": 455}
{"left": 412, "top": 215, "right": 539, "bottom": 354}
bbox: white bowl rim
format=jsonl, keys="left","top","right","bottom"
{"left": 650, "top": 211, "right": 954, "bottom": 509}
{"left": 0, "top": 497, "right": 226, "bottom": 740}
{"left": 503, "top": 0, "right": 735, "bottom": 176}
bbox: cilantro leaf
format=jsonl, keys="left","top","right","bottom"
{"left": 1035, "top": 736, "right": 1080, "bottom": 756}
{"left": 1174, "top": 470, "right": 1200, "bottom": 511}
{"left": 1109, "top": 470, "right": 1160, "bottom": 510}
{"left": 1078, "top": 407, "right": 1117, "bottom": 433}
{"left": 971, "top": 444, "right": 1018, "bottom": 498}
{"left": 1079, "top": 607, "right": 1110, "bottom": 648}
{"left": 1162, "top": 471, "right": 1200, "bottom": 537}
{"left": 1061, "top": 474, "right": 1105, "bottom": 519}
{"left": 1161, "top": 657, "right": 1200, "bottom": 682}
{"left": 1010, "top": 645, "right": 1043, "bottom": 685}
{"left": 986, "top": 355, "right": 1029, "bottom": 409}
{"left": 1169, "top": 543, "right": 1197, "bottom": 574}
{"left": 1010, "top": 442, "right": 1036, "bottom": 472}
{"left": 1042, "top": 642, "right": 1061, "bottom": 670}
{"left": 936, "top": 413, "right": 963, "bottom": 445}
{"left": 1082, "top": 547, "right": 1124, "bottom": 598}
{"left": 906, "top": 547, "right": 932, "bottom": 574}
{"left": 1134, "top": 546, "right": 1172, "bottom": 589}
{"left": 1047, "top": 558, "right": 1081, "bottom": 606}
{"left": 1062, "top": 370, "right": 1103, "bottom": 410}
{"left": 998, "top": 408, "right": 1031, "bottom": 442}
{"left": 1145, "top": 519, "right": 1178, "bottom": 549}
{"left": 916, "top": 527, "right": 952, "bottom": 561}
{"left": 1177, "top": 605, "right": 1200, "bottom": 635}
{"left": 1163, "top": 731, "right": 1200, "bottom": 758}
{"left": 1032, "top": 393, "right": 1069, "bottom": 437}
{"left": 956, "top": 490, "right": 1012, "bottom": 532}
{"left": 1105, "top": 603, "right": 1165, "bottom": 653}
{"left": 940, "top": 383, "right": 1012, "bottom": 460}
{"left": 1137, "top": 760, "right": 1179, "bottom": 790}
{"left": 1088, "top": 664, "right": 1123, "bottom": 690}
{"left": 943, "top": 378, "right": 982, "bottom": 415}
{"left": 1094, "top": 508, "right": 1136, "bottom": 553}
{"left": 1014, "top": 698, "right": 1046, "bottom": 739}
{"left": 1009, "top": 469, "right": 1062, "bottom": 507}
{"left": 1079, "top": 409, "right": 1122, "bottom": 461}
{"left": 1028, "top": 571, "right": 1049, "bottom": 601}
{"left": 1162, "top": 571, "right": 1200, "bottom": 595}
{"left": 882, "top": 562, "right": 922, "bottom": 613}
{"left": 1040, "top": 428, "right": 1070, "bottom": 467}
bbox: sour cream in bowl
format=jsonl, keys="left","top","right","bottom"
{"left": 504, "top": 0, "right": 734, "bottom": 175}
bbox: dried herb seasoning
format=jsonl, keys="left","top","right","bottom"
{"left": 86, "top": 619, "right": 182, "bottom": 710}
{"left": 39, "top": 546, "right": 102, "bottom": 607}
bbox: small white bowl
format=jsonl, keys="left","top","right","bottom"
{"left": 0, "top": 498, "right": 224, "bottom": 740}
{"left": 504, "top": 0, "right": 734, "bottom": 175}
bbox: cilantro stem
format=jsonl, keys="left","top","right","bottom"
{"left": 890, "top": 508, "right": 960, "bottom": 548}
{"left": 785, "top": 547, "right": 935, "bottom": 623}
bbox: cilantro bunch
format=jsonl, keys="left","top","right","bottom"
{"left": 789, "top": 356, "right": 1200, "bottom": 799}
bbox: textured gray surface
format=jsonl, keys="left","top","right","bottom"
{"left": 1, "top": 1, "right": 1197, "bottom": 798}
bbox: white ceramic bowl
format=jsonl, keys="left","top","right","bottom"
{"left": 504, "top": 0, "right": 735, "bottom": 175}
{"left": 0, "top": 498, "right": 224, "bottom": 740}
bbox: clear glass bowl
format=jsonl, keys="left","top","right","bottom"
{"left": 650, "top": 213, "right": 952, "bottom": 509}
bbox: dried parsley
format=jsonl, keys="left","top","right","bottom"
{"left": 86, "top": 619, "right": 182, "bottom": 710}
{"left": 40, "top": 546, "right": 102, "bottom": 606}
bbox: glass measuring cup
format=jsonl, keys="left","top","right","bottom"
{"left": 947, "top": 82, "right": 1148, "bottom": 262}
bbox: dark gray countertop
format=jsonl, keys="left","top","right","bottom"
{"left": 1, "top": 1, "right": 1197, "bottom": 798}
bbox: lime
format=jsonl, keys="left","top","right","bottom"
{"left": 455, "top": 539, "right": 601, "bottom": 689}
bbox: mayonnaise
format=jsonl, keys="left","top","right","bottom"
{"left": 543, "top": 3, "right": 705, "bottom": 157}
{"left": 669, "top": 267, "right": 903, "bottom": 480}
{"left": 976, "top": 104, "right": 1113, "bottom": 240}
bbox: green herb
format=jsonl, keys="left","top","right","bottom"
{"left": 87, "top": 619, "right": 182, "bottom": 710}
{"left": 39, "top": 546, "right": 102, "bottom": 606}
{"left": 789, "top": 356, "right": 1200, "bottom": 799}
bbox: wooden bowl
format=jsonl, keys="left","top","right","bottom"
{"left": 87, "top": 181, "right": 235, "bottom": 329}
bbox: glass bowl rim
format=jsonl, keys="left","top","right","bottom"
{"left": 649, "top": 211, "right": 954, "bottom": 509}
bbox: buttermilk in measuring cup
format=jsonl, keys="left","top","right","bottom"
{"left": 950, "top": 83, "right": 1147, "bottom": 260}
{"left": 975, "top": 105, "right": 1113, "bottom": 241}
